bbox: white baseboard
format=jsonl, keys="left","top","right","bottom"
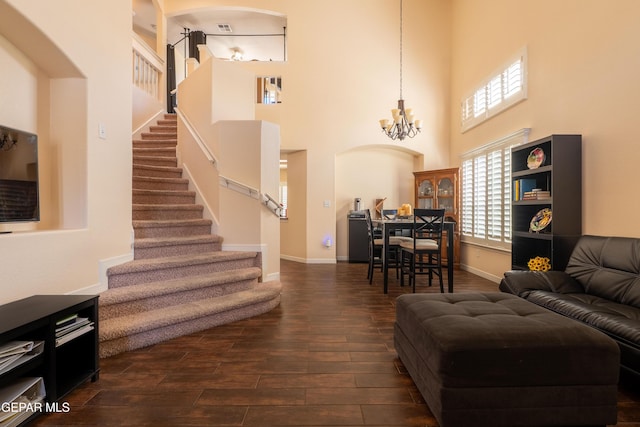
{"left": 66, "top": 251, "right": 133, "bottom": 296}
{"left": 67, "top": 282, "right": 107, "bottom": 296}
{"left": 264, "top": 272, "right": 280, "bottom": 282}
{"left": 459, "top": 263, "right": 502, "bottom": 284}
{"left": 280, "top": 254, "right": 337, "bottom": 264}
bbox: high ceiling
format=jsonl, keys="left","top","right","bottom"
{"left": 132, "top": 0, "right": 287, "bottom": 62}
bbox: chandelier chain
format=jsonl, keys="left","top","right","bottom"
{"left": 399, "top": 0, "right": 403, "bottom": 100}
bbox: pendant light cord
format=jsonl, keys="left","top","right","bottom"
{"left": 399, "top": 0, "right": 403, "bottom": 101}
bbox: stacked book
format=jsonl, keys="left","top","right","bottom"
{"left": 522, "top": 189, "right": 551, "bottom": 200}
{"left": 55, "top": 314, "right": 94, "bottom": 347}
{"left": 0, "top": 341, "right": 44, "bottom": 376}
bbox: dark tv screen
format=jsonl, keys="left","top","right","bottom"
{"left": 0, "top": 125, "right": 39, "bottom": 222}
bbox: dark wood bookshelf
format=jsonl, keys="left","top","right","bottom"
{"left": 511, "top": 134, "right": 582, "bottom": 271}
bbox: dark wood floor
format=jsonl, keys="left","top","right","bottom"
{"left": 33, "top": 260, "right": 640, "bottom": 426}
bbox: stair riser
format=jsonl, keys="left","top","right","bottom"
{"left": 132, "top": 208, "right": 202, "bottom": 221}
{"left": 134, "top": 224, "right": 211, "bottom": 239}
{"left": 133, "top": 193, "right": 195, "bottom": 204}
{"left": 107, "top": 256, "right": 259, "bottom": 288}
{"left": 133, "top": 167, "right": 182, "bottom": 179}
{"left": 141, "top": 132, "right": 176, "bottom": 140}
{"left": 99, "top": 278, "right": 258, "bottom": 320}
{"left": 99, "top": 297, "right": 280, "bottom": 358}
{"left": 132, "top": 180, "right": 189, "bottom": 191}
{"left": 133, "top": 157, "right": 177, "bottom": 168}
{"left": 157, "top": 120, "right": 176, "bottom": 126}
{"left": 134, "top": 241, "right": 222, "bottom": 259}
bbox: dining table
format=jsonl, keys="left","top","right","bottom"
{"left": 372, "top": 218, "right": 455, "bottom": 294}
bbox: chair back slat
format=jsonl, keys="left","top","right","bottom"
{"left": 412, "top": 209, "right": 445, "bottom": 249}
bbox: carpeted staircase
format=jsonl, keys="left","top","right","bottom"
{"left": 98, "top": 114, "right": 282, "bottom": 358}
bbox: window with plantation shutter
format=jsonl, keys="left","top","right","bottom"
{"left": 460, "top": 129, "right": 530, "bottom": 250}
{"left": 460, "top": 48, "right": 528, "bottom": 132}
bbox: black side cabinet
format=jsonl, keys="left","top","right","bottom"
{"left": 348, "top": 215, "right": 369, "bottom": 263}
{"left": 0, "top": 295, "right": 99, "bottom": 426}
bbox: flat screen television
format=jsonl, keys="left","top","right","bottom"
{"left": 0, "top": 125, "right": 39, "bottom": 222}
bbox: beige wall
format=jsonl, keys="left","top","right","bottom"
{"left": 450, "top": 0, "right": 640, "bottom": 281}
{"left": 335, "top": 147, "right": 418, "bottom": 261}
{"left": 0, "top": 0, "right": 132, "bottom": 304}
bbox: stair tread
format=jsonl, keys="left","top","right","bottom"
{"left": 132, "top": 176, "right": 187, "bottom": 183}
{"left": 133, "top": 139, "right": 177, "bottom": 144}
{"left": 134, "top": 234, "right": 221, "bottom": 247}
{"left": 99, "top": 281, "right": 281, "bottom": 341}
{"left": 133, "top": 164, "right": 182, "bottom": 172}
{"left": 132, "top": 218, "right": 212, "bottom": 228}
{"left": 107, "top": 250, "right": 258, "bottom": 276}
{"left": 132, "top": 203, "right": 202, "bottom": 211}
{"left": 100, "top": 267, "right": 262, "bottom": 305}
{"left": 133, "top": 154, "right": 177, "bottom": 160}
{"left": 132, "top": 189, "right": 195, "bottom": 195}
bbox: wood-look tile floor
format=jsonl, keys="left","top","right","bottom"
{"left": 33, "top": 260, "right": 640, "bottom": 426}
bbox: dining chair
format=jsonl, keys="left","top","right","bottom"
{"left": 380, "top": 208, "right": 410, "bottom": 278}
{"left": 363, "top": 209, "right": 383, "bottom": 283}
{"left": 399, "top": 208, "right": 445, "bottom": 293}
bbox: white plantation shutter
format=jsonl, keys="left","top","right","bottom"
{"left": 461, "top": 160, "right": 474, "bottom": 236}
{"left": 473, "top": 156, "right": 487, "bottom": 239}
{"left": 503, "top": 147, "right": 512, "bottom": 242}
{"left": 460, "top": 129, "right": 530, "bottom": 250}
{"left": 504, "top": 60, "right": 523, "bottom": 99}
{"left": 486, "top": 149, "right": 503, "bottom": 241}
{"left": 461, "top": 48, "right": 527, "bottom": 132}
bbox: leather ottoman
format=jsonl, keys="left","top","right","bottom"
{"left": 394, "top": 292, "right": 619, "bottom": 427}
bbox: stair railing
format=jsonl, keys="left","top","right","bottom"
{"left": 132, "top": 34, "right": 163, "bottom": 101}
{"left": 219, "top": 175, "right": 283, "bottom": 217}
{"left": 174, "top": 107, "right": 218, "bottom": 167}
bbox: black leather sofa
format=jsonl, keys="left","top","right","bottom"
{"left": 500, "top": 235, "right": 640, "bottom": 378}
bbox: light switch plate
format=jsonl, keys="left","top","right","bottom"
{"left": 98, "top": 123, "right": 107, "bottom": 140}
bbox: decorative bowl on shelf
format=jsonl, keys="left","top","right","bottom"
{"left": 529, "top": 208, "right": 552, "bottom": 232}
{"left": 527, "top": 147, "right": 545, "bottom": 169}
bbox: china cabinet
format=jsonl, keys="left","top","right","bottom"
{"left": 414, "top": 168, "right": 460, "bottom": 267}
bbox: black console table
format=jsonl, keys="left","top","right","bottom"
{"left": 0, "top": 295, "right": 99, "bottom": 425}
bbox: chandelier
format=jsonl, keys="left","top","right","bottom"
{"left": 379, "top": 0, "right": 422, "bottom": 141}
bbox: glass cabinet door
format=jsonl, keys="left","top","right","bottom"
{"left": 436, "top": 177, "right": 454, "bottom": 214}
{"left": 417, "top": 179, "right": 434, "bottom": 209}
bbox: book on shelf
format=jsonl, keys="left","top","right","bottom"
{"left": 0, "top": 377, "right": 46, "bottom": 427}
{"left": 513, "top": 178, "right": 537, "bottom": 201}
{"left": 55, "top": 314, "right": 78, "bottom": 329}
{"left": 0, "top": 341, "right": 44, "bottom": 376}
{"left": 55, "top": 323, "right": 94, "bottom": 347}
{"left": 0, "top": 341, "right": 34, "bottom": 360}
{"left": 55, "top": 317, "right": 91, "bottom": 337}
{"left": 522, "top": 190, "right": 551, "bottom": 200}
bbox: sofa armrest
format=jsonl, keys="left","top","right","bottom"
{"left": 499, "top": 270, "right": 585, "bottom": 297}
